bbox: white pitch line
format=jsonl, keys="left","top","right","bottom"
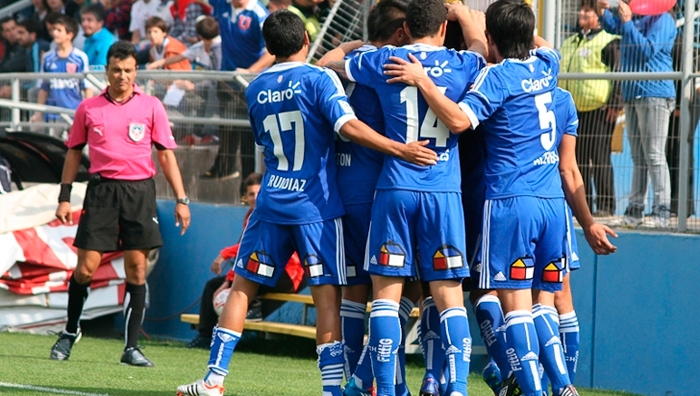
{"left": 0, "top": 382, "right": 110, "bottom": 396}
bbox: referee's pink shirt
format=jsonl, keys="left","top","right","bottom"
{"left": 66, "top": 85, "right": 177, "bottom": 180}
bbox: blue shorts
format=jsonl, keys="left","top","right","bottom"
{"left": 234, "top": 214, "right": 346, "bottom": 287}
{"left": 342, "top": 203, "right": 372, "bottom": 286}
{"left": 365, "top": 190, "right": 468, "bottom": 282}
{"left": 464, "top": 206, "right": 484, "bottom": 289}
{"left": 479, "top": 196, "right": 567, "bottom": 292}
{"left": 566, "top": 205, "right": 580, "bottom": 272}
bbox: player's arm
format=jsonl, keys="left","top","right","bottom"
{"left": 316, "top": 40, "right": 364, "bottom": 68}
{"left": 384, "top": 53, "right": 473, "bottom": 133}
{"left": 448, "top": 3, "right": 488, "bottom": 59}
{"left": 55, "top": 148, "right": 83, "bottom": 225}
{"left": 559, "top": 134, "right": 617, "bottom": 255}
{"left": 339, "top": 119, "right": 437, "bottom": 166}
{"left": 30, "top": 88, "right": 48, "bottom": 122}
{"left": 158, "top": 149, "right": 191, "bottom": 235}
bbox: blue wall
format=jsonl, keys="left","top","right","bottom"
{"left": 148, "top": 201, "right": 700, "bottom": 396}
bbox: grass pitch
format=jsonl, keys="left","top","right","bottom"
{"left": 0, "top": 332, "right": 640, "bottom": 396}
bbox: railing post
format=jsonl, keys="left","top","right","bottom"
{"left": 677, "top": 1, "right": 696, "bottom": 232}
{"left": 11, "top": 77, "right": 20, "bottom": 131}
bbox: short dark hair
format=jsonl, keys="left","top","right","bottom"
{"left": 45, "top": 12, "right": 63, "bottom": 26}
{"left": 106, "top": 40, "right": 139, "bottom": 64}
{"left": 367, "top": 0, "right": 408, "bottom": 43}
{"left": 405, "top": 0, "right": 447, "bottom": 39}
{"left": 17, "top": 19, "right": 40, "bottom": 35}
{"left": 485, "top": 0, "right": 535, "bottom": 59}
{"left": 0, "top": 16, "right": 15, "bottom": 28}
{"left": 580, "top": 0, "right": 597, "bottom": 10}
{"left": 262, "top": 10, "right": 306, "bottom": 58}
{"left": 195, "top": 16, "right": 219, "bottom": 40}
{"left": 145, "top": 16, "right": 169, "bottom": 34}
{"left": 81, "top": 4, "right": 106, "bottom": 22}
{"left": 243, "top": 172, "right": 263, "bottom": 191}
{"left": 54, "top": 15, "right": 79, "bottom": 40}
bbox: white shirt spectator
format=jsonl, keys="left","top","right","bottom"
{"left": 130, "top": 0, "right": 174, "bottom": 43}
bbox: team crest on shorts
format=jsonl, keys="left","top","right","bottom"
{"left": 246, "top": 251, "right": 275, "bottom": 277}
{"left": 542, "top": 260, "right": 564, "bottom": 283}
{"left": 304, "top": 255, "right": 325, "bottom": 278}
{"left": 377, "top": 242, "right": 406, "bottom": 267}
{"left": 432, "top": 245, "right": 463, "bottom": 270}
{"left": 128, "top": 123, "right": 146, "bottom": 142}
{"left": 509, "top": 257, "right": 534, "bottom": 280}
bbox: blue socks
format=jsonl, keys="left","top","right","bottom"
{"left": 420, "top": 297, "right": 444, "bottom": 383}
{"left": 475, "top": 294, "right": 511, "bottom": 377}
{"left": 341, "top": 299, "right": 368, "bottom": 379}
{"left": 205, "top": 326, "right": 241, "bottom": 385}
{"left": 395, "top": 297, "right": 415, "bottom": 396}
{"left": 533, "top": 304, "right": 570, "bottom": 395}
{"left": 504, "top": 310, "right": 542, "bottom": 396}
{"left": 558, "top": 310, "right": 580, "bottom": 383}
{"left": 440, "top": 306, "right": 471, "bottom": 396}
{"left": 318, "top": 341, "right": 345, "bottom": 396}
{"left": 369, "top": 299, "right": 401, "bottom": 396}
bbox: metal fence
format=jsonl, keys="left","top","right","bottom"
{"left": 2, "top": 0, "right": 700, "bottom": 233}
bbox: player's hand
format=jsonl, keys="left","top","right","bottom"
{"left": 617, "top": 0, "right": 632, "bottom": 22}
{"left": 55, "top": 202, "right": 73, "bottom": 225}
{"left": 583, "top": 222, "right": 618, "bottom": 255}
{"left": 174, "top": 204, "right": 191, "bottom": 236}
{"left": 446, "top": 2, "right": 469, "bottom": 21}
{"left": 210, "top": 254, "right": 225, "bottom": 275}
{"left": 400, "top": 140, "right": 438, "bottom": 166}
{"left": 384, "top": 53, "right": 427, "bottom": 87}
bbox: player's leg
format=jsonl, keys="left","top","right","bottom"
{"left": 49, "top": 248, "right": 102, "bottom": 361}
{"left": 418, "top": 191, "right": 471, "bottom": 396}
{"left": 120, "top": 248, "right": 153, "bottom": 367}
{"left": 177, "top": 217, "right": 288, "bottom": 396}
{"left": 531, "top": 198, "right": 575, "bottom": 396}
{"left": 482, "top": 197, "right": 543, "bottom": 396}
{"left": 365, "top": 190, "right": 418, "bottom": 396}
{"left": 51, "top": 178, "right": 120, "bottom": 361}
{"left": 555, "top": 274, "right": 579, "bottom": 384}
{"left": 296, "top": 217, "right": 349, "bottom": 396}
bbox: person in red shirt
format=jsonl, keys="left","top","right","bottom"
{"left": 50, "top": 41, "right": 191, "bottom": 368}
{"left": 187, "top": 172, "right": 306, "bottom": 349}
{"left": 146, "top": 16, "right": 191, "bottom": 70}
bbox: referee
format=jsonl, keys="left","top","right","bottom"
{"left": 50, "top": 41, "right": 191, "bottom": 367}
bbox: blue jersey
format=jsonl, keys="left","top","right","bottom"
{"left": 346, "top": 44, "right": 486, "bottom": 192}
{"left": 211, "top": 0, "right": 267, "bottom": 70}
{"left": 553, "top": 87, "right": 579, "bottom": 140}
{"left": 245, "top": 62, "right": 356, "bottom": 225}
{"left": 39, "top": 48, "right": 89, "bottom": 115}
{"left": 336, "top": 44, "right": 384, "bottom": 205}
{"left": 459, "top": 47, "right": 563, "bottom": 199}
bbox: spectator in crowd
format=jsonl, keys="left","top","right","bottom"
{"left": 147, "top": 16, "right": 221, "bottom": 143}
{"left": 43, "top": 12, "right": 64, "bottom": 49}
{"left": 560, "top": 0, "right": 621, "bottom": 217}
{"left": 288, "top": 0, "right": 321, "bottom": 42}
{"left": 0, "top": 20, "right": 50, "bottom": 103}
{"left": 267, "top": 0, "right": 292, "bottom": 12}
{"left": 186, "top": 172, "right": 307, "bottom": 349}
{"left": 202, "top": 0, "right": 274, "bottom": 179}
{"left": 43, "top": 0, "right": 81, "bottom": 19}
{"left": 80, "top": 4, "right": 117, "bottom": 70}
{"left": 0, "top": 17, "right": 23, "bottom": 73}
{"left": 99, "top": 0, "right": 133, "bottom": 41}
{"left": 30, "top": 15, "right": 92, "bottom": 124}
{"left": 129, "top": 0, "right": 173, "bottom": 46}
{"left": 146, "top": 16, "right": 191, "bottom": 70}
{"left": 169, "top": 0, "right": 211, "bottom": 46}
{"left": 667, "top": 11, "right": 700, "bottom": 218}
{"left": 598, "top": 0, "right": 677, "bottom": 227}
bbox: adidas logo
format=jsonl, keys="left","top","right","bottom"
{"left": 422, "top": 330, "right": 440, "bottom": 341}
{"left": 152, "top": 216, "right": 159, "bottom": 224}
{"left": 474, "top": 263, "right": 482, "bottom": 273}
{"left": 494, "top": 272, "right": 506, "bottom": 281}
{"left": 444, "top": 345, "right": 461, "bottom": 355}
{"left": 370, "top": 255, "right": 377, "bottom": 265}
{"left": 521, "top": 351, "right": 538, "bottom": 361}
{"left": 572, "top": 252, "right": 579, "bottom": 261}
{"left": 544, "top": 336, "right": 561, "bottom": 347}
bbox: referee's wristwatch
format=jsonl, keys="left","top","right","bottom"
{"left": 176, "top": 197, "right": 190, "bottom": 205}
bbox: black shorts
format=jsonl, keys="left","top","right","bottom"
{"left": 74, "top": 176, "right": 163, "bottom": 252}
